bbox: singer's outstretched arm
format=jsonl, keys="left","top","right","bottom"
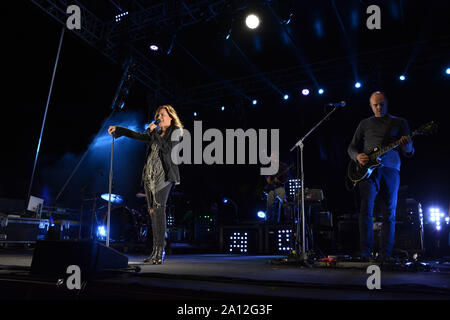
{"left": 113, "top": 126, "right": 153, "bottom": 142}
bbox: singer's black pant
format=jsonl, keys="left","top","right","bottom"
{"left": 144, "top": 183, "right": 173, "bottom": 248}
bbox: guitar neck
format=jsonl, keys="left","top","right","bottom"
{"left": 374, "top": 130, "right": 418, "bottom": 158}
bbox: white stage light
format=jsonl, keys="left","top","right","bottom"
{"left": 245, "top": 14, "right": 260, "bottom": 29}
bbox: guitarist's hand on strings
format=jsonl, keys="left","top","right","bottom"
{"left": 398, "top": 135, "right": 413, "bottom": 153}
{"left": 356, "top": 153, "right": 369, "bottom": 166}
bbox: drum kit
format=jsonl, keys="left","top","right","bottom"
{"left": 92, "top": 192, "right": 149, "bottom": 244}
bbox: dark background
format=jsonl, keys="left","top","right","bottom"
{"left": 2, "top": 0, "right": 449, "bottom": 225}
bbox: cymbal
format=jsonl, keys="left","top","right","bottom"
{"left": 136, "top": 193, "right": 146, "bottom": 198}
{"left": 100, "top": 193, "right": 124, "bottom": 204}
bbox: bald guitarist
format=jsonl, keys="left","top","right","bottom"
{"left": 347, "top": 91, "right": 414, "bottom": 263}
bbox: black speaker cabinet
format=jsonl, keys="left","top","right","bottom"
{"left": 31, "top": 240, "right": 129, "bottom": 279}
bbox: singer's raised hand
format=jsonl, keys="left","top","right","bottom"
{"left": 108, "top": 126, "right": 116, "bottom": 135}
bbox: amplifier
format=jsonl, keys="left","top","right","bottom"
{"left": 0, "top": 215, "right": 49, "bottom": 243}
{"left": 305, "top": 189, "right": 324, "bottom": 202}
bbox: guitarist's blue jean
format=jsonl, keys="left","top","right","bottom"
{"left": 358, "top": 166, "right": 400, "bottom": 259}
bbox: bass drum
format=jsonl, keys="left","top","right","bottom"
{"left": 101, "top": 206, "right": 140, "bottom": 243}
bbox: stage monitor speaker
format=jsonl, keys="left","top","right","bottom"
{"left": 31, "top": 240, "right": 129, "bottom": 279}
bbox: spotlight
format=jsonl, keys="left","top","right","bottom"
{"left": 149, "top": 44, "right": 159, "bottom": 51}
{"left": 399, "top": 75, "right": 406, "bottom": 81}
{"left": 446, "top": 67, "right": 450, "bottom": 75}
{"left": 283, "top": 94, "right": 289, "bottom": 100}
{"left": 97, "top": 225, "right": 106, "bottom": 238}
{"left": 245, "top": 14, "right": 260, "bottom": 29}
{"left": 318, "top": 88, "right": 324, "bottom": 95}
{"left": 223, "top": 198, "right": 228, "bottom": 203}
{"left": 282, "top": 13, "right": 294, "bottom": 25}
{"left": 193, "top": 112, "right": 197, "bottom": 117}
{"left": 354, "top": 82, "right": 361, "bottom": 88}
{"left": 226, "top": 27, "right": 232, "bottom": 40}
{"left": 301, "top": 89, "right": 310, "bottom": 96}
{"left": 252, "top": 99, "right": 258, "bottom": 105}
{"left": 221, "top": 106, "right": 225, "bottom": 111}
{"left": 257, "top": 211, "right": 266, "bottom": 219}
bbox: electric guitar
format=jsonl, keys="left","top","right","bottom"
{"left": 347, "top": 121, "right": 437, "bottom": 186}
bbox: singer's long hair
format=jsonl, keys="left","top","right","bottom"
{"left": 155, "top": 104, "right": 183, "bottom": 136}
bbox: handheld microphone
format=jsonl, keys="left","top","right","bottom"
{"left": 146, "top": 119, "right": 161, "bottom": 133}
{"left": 326, "top": 101, "right": 346, "bottom": 107}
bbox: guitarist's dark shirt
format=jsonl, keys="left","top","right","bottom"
{"left": 347, "top": 114, "right": 413, "bottom": 171}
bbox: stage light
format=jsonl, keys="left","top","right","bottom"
{"left": 193, "top": 112, "right": 197, "bottom": 117}
{"left": 446, "top": 68, "right": 450, "bottom": 75}
{"left": 221, "top": 106, "right": 225, "bottom": 111}
{"left": 428, "top": 207, "right": 447, "bottom": 230}
{"left": 283, "top": 94, "right": 289, "bottom": 100}
{"left": 288, "top": 179, "right": 301, "bottom": 197}
{"left": 223, "top": 198, "right": 228, "bottom": 203}
{"left": 245, "top": 14, "right": 260, "bottom": 29}
{"left": 318, "top": 88, "right": 324, "bottom": 95}
{"left": 252, "top": 99, "right": 258, "bottom": 105}
{"left": 149, "top": 44, "right": 159, "bottom": 51}
{"left": 226, "top": 27, "right": 232, "bottom": 40}
{"left": 399, "top": 75, "right": 406, "bottom": 81}
{"left": 301, "top": 89, "right": 309, "bottom": 96}
{"left": 97, "top": 225, "right": 106, "bottom": 237}
{"left": 257, "top": 211, "right": 266, "bottom": 219}
{"left": 115, "top": 11, "right": 129, "bottom": 22}
{"left": 282, "top": 13, "right": 294, "bottom": 25}
{"left": 277, "top": 229, "right": 292, "bottom": 252}
{"left": 228, "top": 232, "right": 249, "bottom": 253}
{"left": 354, "top": 82, "right": 361, "bottom": 88}
{"left": 168, "top": 215, "right": 175, "bottom": 227}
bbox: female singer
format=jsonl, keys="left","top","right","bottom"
{"left": 108, "top": 105, "right": 183, "bottom": 264}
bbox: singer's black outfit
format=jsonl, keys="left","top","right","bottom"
{"left": 347, "top": 114, "right": 413, "bottom": 261}
{"left": 114, "top": 124, "right": 180, "bottom": 264}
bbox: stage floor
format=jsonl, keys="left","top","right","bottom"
{"left": 0, "top": 248, "right": 449, "bottom": 300}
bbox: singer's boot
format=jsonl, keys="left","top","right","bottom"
{"left": 152, "top": 246, "right": 165, "bottom": 264}
{"left": 143, "top": 244, "right": 156, "bottom": 263}
{"left": 144, "top": 209, "right": 157, "bottom": 263}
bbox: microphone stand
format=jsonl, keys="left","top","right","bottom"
{"left": 289, "top": 106, "right": 338, "bottom": 266}
{"left": 106, "top": 135, "right": 115, "bottom": 247}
